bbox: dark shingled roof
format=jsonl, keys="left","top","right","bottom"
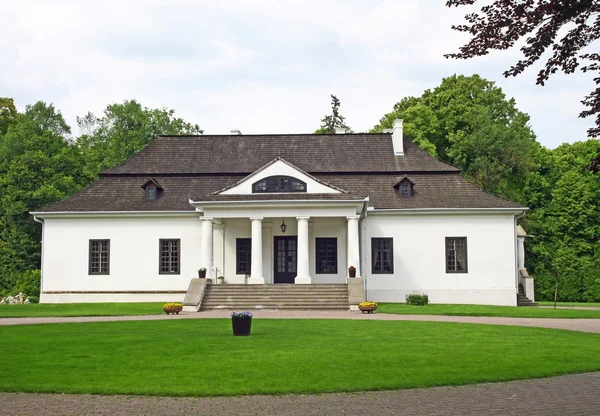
{"left": 103, "top": 134, "right": 459, "bottom": 174}
{"left": 36, "top": 133, "right": 524, "bottom": 212}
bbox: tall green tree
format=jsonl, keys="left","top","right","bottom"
{"left": 76, "top": 100, "right": 203, "bottom": 178}
{"left": 0, "top": 98, "right": 18, "bottom": 136}
{"left": 315, "top": 95, "right": 352, "bottom": 134}
{"left": 372, "top": 74, "right": 539, "bottom": 201}
{"left": 0, "top": 102, "right": 86, "bottom": 293}
{"left": 523, "top": 140, "right": 600, "bottom": 301}
{"left": 445, "top": 0, "right": 600, "bottom": 172}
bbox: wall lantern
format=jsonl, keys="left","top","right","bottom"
{"left": 280, "top": 219, "right": 287, "bottom": 233}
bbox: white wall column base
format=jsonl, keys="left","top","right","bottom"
{"left": 247, "top": 277, "right": 265, "bottom": 285}
{"left": 295, "top": 276, "right": 312, "bottom": 284}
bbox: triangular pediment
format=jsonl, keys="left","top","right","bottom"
{"left": 216, "top": 158, "right": 345, "bottom": 195}
{"left": 140, "top": 178, "right": 163, "bottom": 189}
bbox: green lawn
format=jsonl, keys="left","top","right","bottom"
{"left": 1, "top": 319, "right": 599, "bottom": 397}
{"left": 3, "top": 302, "right": 600, "bottom": 319}
{"left": 538, "top": 301, "right": 600, "bottom": 308}
{"left": 0, "top": 303, "right": 165, "bottom": 318}
{"left": 378, "top": 303, "right": 600, "bottom": 318}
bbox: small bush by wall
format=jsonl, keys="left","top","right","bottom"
{"left": 406, "top": 291, "right": 429, "bottom": 306}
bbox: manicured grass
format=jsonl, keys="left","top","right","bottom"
{"left": 538, "top": 301, "right": 600, "bottom": 308}
{"left": 378, "top": 303, "right": 600, "bottom": 318}
{"left": 1, "top": 319, "right": 599, "bottom": 397}
{"left": 0, "top": 303, "right": 166, "bottom": 318}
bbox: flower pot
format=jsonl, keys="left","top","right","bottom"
{"left": 163, "top": 306, "right": 183, "bottom": 315}
{"left": 198, "top": 269, "right": 207, "bottom": 279}
{"left": 358, "top": 305, "right": 377, "bottom": 314}
{"left": 348, "top": 269, "right": 356, "bottom": 278}
{"left": 232, "top": 317, "right": 252, "bottom": 336}
{"left": 217, "top": 276, "right": 224, "bottom": 284}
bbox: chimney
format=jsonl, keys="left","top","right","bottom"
{"left": 335, "top": 127, "right": 346, "bottom": 134}
{"left": 392, "top": 119, "right": 404, "bottom": 156}
{"left": 230, "top": 129, "right": 242, "bottom": 135}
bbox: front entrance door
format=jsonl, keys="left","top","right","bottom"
{"left": 274, "top": 236, "right": 297, "bottom": 283}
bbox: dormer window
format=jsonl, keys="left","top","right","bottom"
{"left": 146, "top": 186, "right": 157, "bottom": 200}
{"left": 400, "top": 184, "right": 410, "bottom": 197}
{"left": 141, "top": 178, "right": 163, "bottom": 201}
{"left": 393, "top": 176, "right": 414, "bottom": 198}
{"left": 252, "top": 176, "right": 307, "bottom": 193}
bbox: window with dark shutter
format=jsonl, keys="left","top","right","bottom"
{"left": 316, "top": 238, "right": 337, "bottom": 274}
{"left": 159, "top": 239, "right": 180, "bottom": 274}
{"left": 89, "top": 240, "right": 110, "bottom": 275}
{"left": 372, "top": 238, "right": 394, "bottom": 274}
{"left": 236, "top": 238, "right": 252, "bottom": 274}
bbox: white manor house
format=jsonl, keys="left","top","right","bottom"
{"left": 32, "top": 121, "right": 534, "bottom": 307}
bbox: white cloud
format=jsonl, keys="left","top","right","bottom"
{"left": 0, "top": 0, "right": 595, "bottom": 147}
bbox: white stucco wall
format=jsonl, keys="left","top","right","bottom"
{"left": 365, "top": 213, "right": 518, "bottom": 306}
{"left": 220, "top": 160, "right": 340, "bottom": 194}
{"left": 40, "top": 215, "right": 201, "bottom": 303}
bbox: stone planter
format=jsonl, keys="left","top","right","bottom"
{"left": 232, "top": 317, "right": 252, "bottom": 336}
{"left": 163, "top": 306, "right": 183, "bottom": 315}
{"left": 358, "top": 305, "right": 377, "bottom": 314}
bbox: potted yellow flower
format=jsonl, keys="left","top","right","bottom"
{"left": 358, "top": 301, "right": 378, "bottom": 313}
{"left": 163, "top": 302, "right": 183, "bottom": 314}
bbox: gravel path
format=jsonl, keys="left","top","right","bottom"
{"left": 1, "top": 309, "right": 600, "bottom": 333}
{"left": 1, "top": 372, "right": 599, "bottom": 415}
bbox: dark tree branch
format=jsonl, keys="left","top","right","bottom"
{"left": 446, "top": 0, "right": 600, "bottom": 171}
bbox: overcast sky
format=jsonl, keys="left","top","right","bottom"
{"left": 1, "top": 0, "right": 596, "bottom": 148}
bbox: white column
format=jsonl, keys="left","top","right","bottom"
{"left": 248, "top": 217, "right": 265, "bottom": 284}
{"left": 295, "top": 216, "right": 311, "bottom": 284}
{"left": 213, "top": 223, "right": 225, "bottom": 280}
{"left": 200, "top": 217, "right": 214, "bottom": 281}
{"left": 517, "top": 236, "right": 525, "bottom": 270}
{"left": 347, "top": 215, "right": 361, "bottom": 278}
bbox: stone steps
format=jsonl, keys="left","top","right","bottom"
{"left": 200, "top": 283, "right": 349, "bottom": 311}
{"left": 518, "top": 284, "right": 538, "bottom": 307}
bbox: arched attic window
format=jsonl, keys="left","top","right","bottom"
{"left": 252, "top": 176, "right": 307, "bottom": 193}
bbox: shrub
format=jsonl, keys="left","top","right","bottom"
{"left": 11, "top": 270, "right": 41, "bottom": 298}
{"left": 406, "top": 291, "right": 429, "bottom": 306}
{"left": 27, "top": 295, "right": 39, "bottom": 304}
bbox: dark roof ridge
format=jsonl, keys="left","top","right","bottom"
{"left": 100, "top": 170, "right": 463, "bottom": 178}
{"left": 156, "top": 132, "right": 395, "bottom": 138}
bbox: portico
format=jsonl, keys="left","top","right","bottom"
{"left": 190, "top": 199, "right": 366, "bottom": 285}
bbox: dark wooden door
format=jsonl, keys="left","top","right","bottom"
{"left": 274, "top": 236, "right": 297, "bottom": 283}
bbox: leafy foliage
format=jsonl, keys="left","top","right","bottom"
{"left": 445, "top": 0, "right": 600, "bottom": 171}
{"left": 315, "top": 95, "right": 352, "bottom": 134}
{"left": 0, "top": 102, "right": 86, "bottom": 293}
{"left": 372, "top": 74, "right": 539, "bottom": 200}
{"left": 522, "top": 140, "right": 600, "bottom": 301}
{"left": 0, "top": 99, "right": 202, "bottom": 295}
{"left": 76, "top": 99, "right": 202, "bottom": 179}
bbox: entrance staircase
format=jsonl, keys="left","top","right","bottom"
{"left": 199, "top": 283, "right": 349, "bottom": 311}
{"left": 518, "top": 284, "right": 538, "bottom": 307}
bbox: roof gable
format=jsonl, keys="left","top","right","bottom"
{"left": 393, "top": 176, "right": 415, "bottom": 189}
{"left": 140, "top": 178, "right": 163, "bottom": 189}
{"left": 217, "top": 158, "right": 345, "bottom": 195}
